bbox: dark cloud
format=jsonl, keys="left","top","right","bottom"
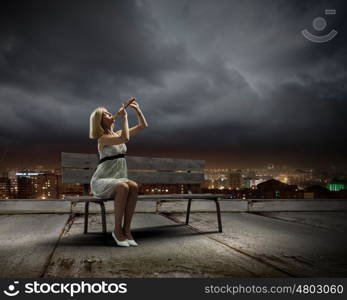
{"left": 0, "top": 0, "right": 346, "bottom": 169}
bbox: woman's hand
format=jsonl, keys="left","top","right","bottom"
{"left": 118, "top": 103, "right": 128, "bottom": 118}
{"left": 129, "top": 99, "right": 140, "bottom": 111}
{"left": 125, "top": 97, "right": 136, "bottom": 108}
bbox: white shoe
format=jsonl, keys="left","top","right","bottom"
{"left": 112, "top": 231, "right": 129, "bottom": 247}
{"left": 126, "top": 239, "right": 138, "bottom": 246}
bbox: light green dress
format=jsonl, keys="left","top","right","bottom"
{"left": 90, "top": 143, "right": 129, "bottom": 199}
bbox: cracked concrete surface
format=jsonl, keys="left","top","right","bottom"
{"left": 0, "top": 214, "right": 68, "bottom": 277}
{"left": 171, "top": 212, "right": 347, "bottom": 277}
{"left": 44, "top": 213, "right": 286, "bottom": 277}
{"left": 0, "top": 212, "right": 346, "bottom": 278}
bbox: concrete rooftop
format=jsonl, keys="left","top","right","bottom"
{"left": 0, "top": 199, "right": 347, "bottom": 278}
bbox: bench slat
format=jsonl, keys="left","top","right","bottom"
{"left": 62, "top": 152, "right": 204, "bottom": 171}
{"left": 127, "top": 156, "right": 204, "bottom": 171}
{"left": 62, "top": 169, "right": 204, "bottom": 184}
{"left": 61, "top": 152, "right": 99, "bottom": 168}
{"left": 62, "top": 168, "right": 95, "bottom": 184}
{"left": 65, "top": 193, "right": 225, "bottom": 202}
{"left": 127, "top": 171, "right": 204, "bottom": 184}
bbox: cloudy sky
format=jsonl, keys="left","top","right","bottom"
{"left": 0, "top": 0, "right": 346, "bottom": 169}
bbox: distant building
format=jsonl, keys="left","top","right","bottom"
{"left": 0, "top": 175, "right": 10, "bottom": 199}
{"left": 327, "top": 179, "right": 347, "bottom": 192}
{"left": 230, "top": 170, "right": 242, "bottom": 189}
{"left": 229, "top": 187, "right": 257, "bottom": 199}
{"left": 201, "top": 178, "right": 212, "bottom": 189}
{"left": 256, "top": 178, "right": 298, "bottom": 199}
{"left": 242, "top": 177, "right": 253, "bottom": 189}
{"left": 204, "top": 168, "right": 231, "bottom": 190}
{"left": 56, "top": 174, "right": 84, "bottom": 199}
{"left": 8, "top": 170, "right": 18, "bottom": 199}
{"left": 140, "top": 183, "right": 201, "bottom": 195}
{"left": 16, "top": 171, "right": 58, "bottom": 199}
{"left": 290, "top": 168, "right": 315, "bottom": 189}
{"left": 302, "top": 185, "right": 331, "bottom": 199}
{"left": 250, "top": 175, "right": 272, "bottom": 188}
{"left": 245, "top": 170, "right": 257, "bottom": 178}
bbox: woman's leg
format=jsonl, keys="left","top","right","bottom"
{"left": 113, "top": 182, "right": 129, "bottom": 241}
{"left": 122, "top": 180, "right": 139, "bottom": 239}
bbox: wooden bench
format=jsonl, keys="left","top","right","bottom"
{"left": 61, "top": 152, "right": 224, "bottom": 237}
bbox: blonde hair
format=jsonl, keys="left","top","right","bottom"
{"left": 89, "top": 106, "right": 114, "bottom": 139}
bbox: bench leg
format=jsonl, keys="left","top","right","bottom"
{"left": 84, "top": 201, "right": 90, "bottom": 234}
{"left": 99, "top": 201, "right": 107, "bottom": 236}
{"left": 185, "top": 198, "right": 192, "bottom": 225}
{"left": 214, "top": 199, "right": 223, "bottom": 233}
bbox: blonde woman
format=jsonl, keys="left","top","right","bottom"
{"left": 89, "top": 98, "right": 148, "bottom": 247}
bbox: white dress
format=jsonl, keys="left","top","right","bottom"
{"left": 90, "top": 143, "right": 129, "bottom": 199}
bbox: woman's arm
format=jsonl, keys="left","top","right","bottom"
{"left": 115, "top": 100, "right": 148, "bottom": 137}
{"left": 101, "top": 106, "right": 130, "bottom": 146}
{"left": 126, "top": 107, "right": 148, "bottom": 137}
{"left": 134, "top": 107, "right": 148, "bottom": 128}
{"left": 121, "top": 114, "right": 130, "bottom": 141}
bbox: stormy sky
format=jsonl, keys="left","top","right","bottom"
{"left": 0, "top": 0, "right": 346, "bottom": 169}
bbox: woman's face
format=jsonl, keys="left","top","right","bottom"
{"left": 101, "top": 110, "right": 114, "bottom": 130}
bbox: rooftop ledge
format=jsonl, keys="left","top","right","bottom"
{"left": 0, "top": 198, "right": 346, "bottom": 214}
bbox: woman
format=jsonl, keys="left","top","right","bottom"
{"left": 89, "top": 98, "right": 148, "bottom": 247}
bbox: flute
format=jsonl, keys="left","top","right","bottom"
{"left": 113, "top": 97, "right": 136, "bottom": 118}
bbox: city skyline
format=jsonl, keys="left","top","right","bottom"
{"left": 1, "top": 0, "right": 347, "bottom": 170}
{"left": 1, "top": 165, "right": 346, "bottom": 200}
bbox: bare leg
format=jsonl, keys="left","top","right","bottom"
{"left": 122, "top": 180, "right": 138, "bottom": 240}
{"left": 113, "top": 182, "right": 129, "bottom": 241}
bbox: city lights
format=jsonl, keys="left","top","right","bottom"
{"left": 0, "top": 165, "right": 346, "bottom": 200}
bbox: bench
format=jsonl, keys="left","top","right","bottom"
{"left": 61, "top": 152, "right": 224, "bottom": 237}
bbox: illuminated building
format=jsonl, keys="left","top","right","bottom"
{"left": 204, "top": 168, "right": 231, "bottom": 189}
{"left": 140, "top": 183, "right": 200, "bottom": 195}
{"left": 327, "top": 180, "right": 347, "bottom": 192}
{"left": 56, "top": 174, "right": 84, "bottom": 199}
{"left": 8, "top": 170, "right": 18, "bottom": 199}
{"left": 16, "top": 171, "right": 58, "bottom": 199}
{"left": 0, "top": 174, "right": 10, "bottom": 199}
{"left": 230, "top": 170, "right": 242, "bottom": 189}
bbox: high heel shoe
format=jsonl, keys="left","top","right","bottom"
{"left": 126, "top": 239, "right": 138, "bottom": 246}
{"left": 112, "top": 231, "right": 129, "bottom": 247}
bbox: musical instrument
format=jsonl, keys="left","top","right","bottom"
{"left": 113, "top": 97, "right": 136, "bottom": 118}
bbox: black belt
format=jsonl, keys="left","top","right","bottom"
{"left": 98, "top": 153, "right": 125, "bottom": 165}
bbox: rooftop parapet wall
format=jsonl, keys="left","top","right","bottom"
{"left": 0, "top": 198, "right": 346, "bottom": 214}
